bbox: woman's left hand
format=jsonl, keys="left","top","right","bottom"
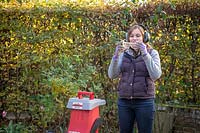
{"left": 137, "top": 42, "right": 148, "bottom": 56}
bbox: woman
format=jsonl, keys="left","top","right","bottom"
{"left": 108, "top": 24, "right": 162, "bottom": 133}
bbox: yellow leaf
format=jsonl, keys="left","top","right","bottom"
{"left": 41, "top": 15, "right": 45, "bottom": 19}
{"left": 174, "top": 36, "right": 178, "bottom": 40}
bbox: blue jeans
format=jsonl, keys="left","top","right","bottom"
{"left": 118, "top": 98, "right": 155, "bottom": 133}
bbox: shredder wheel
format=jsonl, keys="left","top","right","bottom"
{"left": 90, "top": 118, "right": 103, "bottom": 133}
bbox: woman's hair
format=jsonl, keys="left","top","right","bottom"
{"left": 127, "top": 24, "right": 152, "bottom": 49}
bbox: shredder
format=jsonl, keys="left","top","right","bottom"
{"left": 66, "top": 91, "right": 106, "bottom": 133}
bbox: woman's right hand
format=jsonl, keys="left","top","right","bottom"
{"left": 114, "top": 41, "right": 126, "bottom": 57}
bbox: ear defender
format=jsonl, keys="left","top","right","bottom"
{"left": 125, "top": 32, "right": 128, "bottom": 42}
{"left": 138, "top": 24, "right": 150, "bottom": 43}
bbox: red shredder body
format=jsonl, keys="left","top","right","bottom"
{"left": 66, "top": 91, "right": 106, "bottom": 133}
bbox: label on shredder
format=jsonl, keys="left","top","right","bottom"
{"left": 69, "top": 131, "right": 80, "bottom": 133}
{"left": 72, "top": 102, "right": 83, "bottom": 109}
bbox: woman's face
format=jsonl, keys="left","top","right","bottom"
{"left": 129, "top": 28, "right": 143, "bottom": 50}
{"left": 129, "top": 28, "right": 143, "bottom": 43}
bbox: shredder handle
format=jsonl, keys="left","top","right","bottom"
{"left": 78, "top": 91, "right": 94, "bottom": 100}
